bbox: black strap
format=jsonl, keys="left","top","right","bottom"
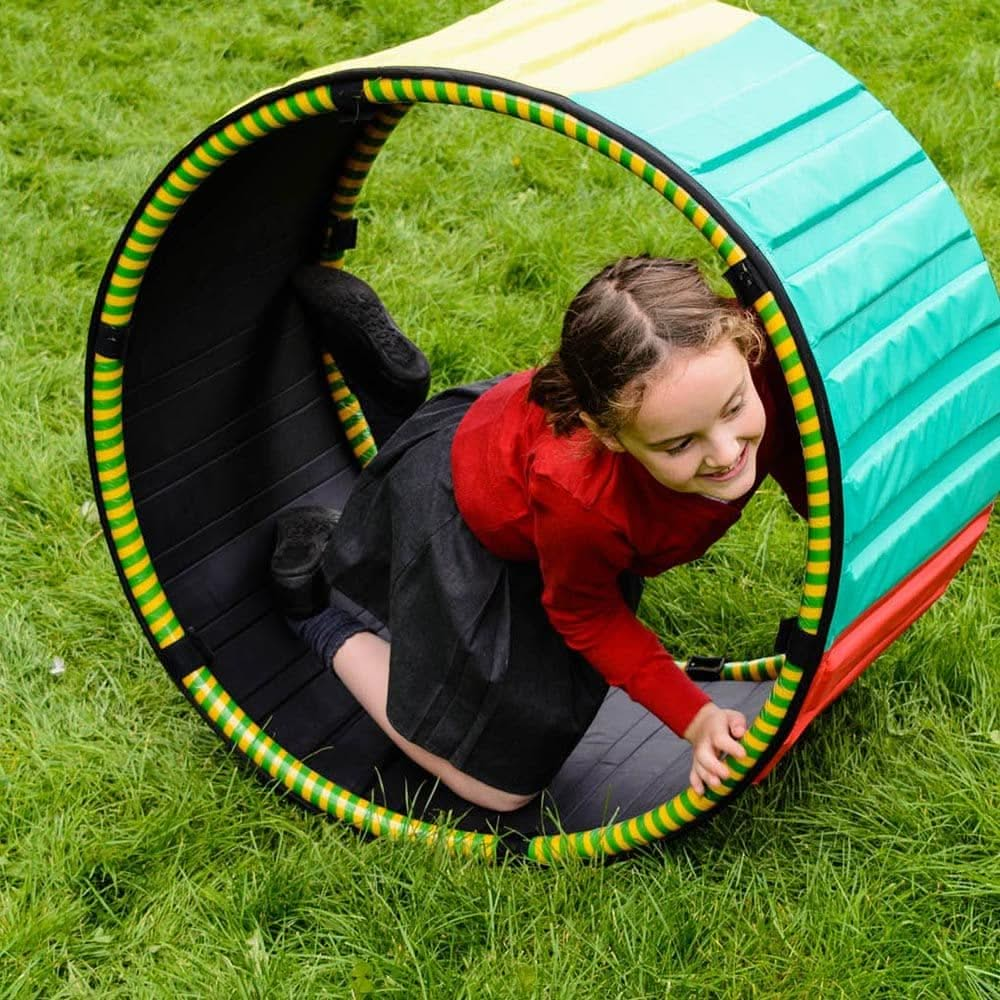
{"left": 328, "top": 83, "right": 378, "bottom": 123}
{"left": 773, "top": 617, "right": 798, "bottom": 655}
{"left": 95, "top": 322, "right": 129, "bottom": 359}
{"left": 325, "top": 216, "right": 359, "bottom": 252}
{"left": 724, "top": 258, "right": 768, "bottom": 308}
{"left": 685, "top": 655, "right": 726, "bottom": 682}
{"left": 773, "top": 617, "right": 824, "bottom": 670}
{"left": 160, "top": 628, "right": 214, "bottom": 681}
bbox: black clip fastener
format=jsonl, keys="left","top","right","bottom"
{"left": 772, "top": 617, "right": 825, "bottom": 671}
{"left": 160, "top": 627, "right": 214, "bottom": 682}
{"left": 95, "top": 322, "right": 129, "bottom": 360}
{"left": 772, "top": 616, "right": 798, "bottom": 655}
{"left": 685, "top": 655, "right": 726, "bottom": 682}
{"left": 325, "top": 216, "right": 359, "bottom": 253}
{"left": 328, "top": 83, "right": 379, "bottom": 124}
{"left": 723, "top": 258, "right": 768, "bottom": 308}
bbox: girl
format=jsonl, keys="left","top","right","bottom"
{"left": 273, "top": 257, "right": 807, "bottom": 812}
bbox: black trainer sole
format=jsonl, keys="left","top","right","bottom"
{"left": 293, "top": 265, "right": 431, "bottom": 414}
{"left": 270, "top": 506, "right": 341, "bottom": 619}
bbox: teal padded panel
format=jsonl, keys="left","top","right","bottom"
{"left": 570, "top": 16, "right": 1000, "bottom": 644}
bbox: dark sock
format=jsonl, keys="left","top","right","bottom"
{"left": 287, "top": 605, "right": 369, "bottom": 667}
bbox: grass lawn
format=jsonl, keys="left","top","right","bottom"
{"left": 1, "top": 0, "right": 998, "bottom": 996}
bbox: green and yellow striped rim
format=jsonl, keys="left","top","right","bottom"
{"left": 718, "top": 654, "right": 785, "bottom": 682}
{"left": 92, "top": 355, "right": 184, "bottom": 647}
{"left": 184, "top": 667, "right": 497, "bottom": 859}
{"left": 526, "top": 661, "right": 805, "bottom": 862}
{"left": 753, "top": 292, "right": 831, "bottom": 634}
{"left": 92, "top": 71, "right": 835, "bottom": 862}
{"left": 100, "top": 85, "right": 340, "bottom": 329}
{"left": 351, "top": 76, "right": 830, "bottom": 858}
{"left": 322, "top": 352, "right": 378, "bottom": 467}
{"left": 362, "top": 77, "right": 747, "bottom": 270}
{"left": 319, "top": 107, "right": 409, "bottom": 458}
{"left": 323, "top": 105, "right": 408, "bottom": 267}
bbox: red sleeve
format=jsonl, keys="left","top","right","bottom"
{"left": 761, "top": 352, "right": 809, "bottom": 519}
{"left": 528, "top": 472, "right": 710, "bottom": 737}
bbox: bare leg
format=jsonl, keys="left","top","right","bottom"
{"left": 333, "top": 631, "right": 538, "bottom": 813}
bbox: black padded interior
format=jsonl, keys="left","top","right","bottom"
{"left": 120, "top": 112, "right": 776, "bottom": 839}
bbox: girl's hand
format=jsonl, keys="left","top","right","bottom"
{"left": 682, "top": 703, "right": 747, "bottom": 796}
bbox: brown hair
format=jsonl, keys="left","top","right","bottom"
{"left": 529, "top": 257, "right": 765, "bottom": 436}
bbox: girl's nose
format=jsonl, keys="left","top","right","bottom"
{"left": 705, "top": 435, "right": 742, "bottom": 469}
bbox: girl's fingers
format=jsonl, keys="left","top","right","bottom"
{"left": 688, "top": 709, "right": 749, "bottom": 793}
{"left": 717, "top": 735, "right": 746, "bottom": 759}
{"left": 727, "top": 712, "right": 747, "bottom": 738}
{"left": 689, "top": 767, "right": 704, "bottom": 796}
{"left": 696, "top": 748, "right": 729, "bottom": 785}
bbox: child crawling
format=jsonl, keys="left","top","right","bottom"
{"left": 272, "top": 257, "right": 807, "bottom": 811}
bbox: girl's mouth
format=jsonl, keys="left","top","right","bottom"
{"left": 700, "top": 443, "right": 750, "bottom": 483}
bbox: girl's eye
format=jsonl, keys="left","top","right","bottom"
{"left": 665, "top": 438, "right": 692, "bottom": 456}
{"left": 725, "top": 398, "right": 745, "bottom": 419}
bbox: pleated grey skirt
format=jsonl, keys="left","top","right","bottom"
{"left": 321, "top": 378, "right": 640, "bottom": 794}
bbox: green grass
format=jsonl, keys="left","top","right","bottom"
{"left": 1, "top": 0, "right": 998, "bottom": 996}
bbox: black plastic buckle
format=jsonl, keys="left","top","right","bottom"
{"left": 773, "top": 617, "right": 798, "bottom": 654}
{"left": 723, "top": 258, "right": 768, "bottom": 308}
{"left": 773, "top": 617, "right": 824, "bottom": 670}
{"left": 328, "top": 83, "right": 378, "bottom": 124}
{"left": 160, "top": 627, "right": 214, "bottom": 681}
{"left": 685, "top": 655, "right": 726, "bottom": 682}
{"left": 95, "top": 321, "right": 129, "bottom": 360}
{"left": 325, "top": 216, "right": 359, "bottom": 252}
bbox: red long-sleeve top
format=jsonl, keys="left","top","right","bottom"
{"left": 450, "top": 350, "right": 808, "bottom": 738}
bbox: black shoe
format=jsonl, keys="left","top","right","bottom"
{"left": 270, "top": 506, "right": 341, "bottom": 619}
{"left": 293, "top": 265, "right": 431, "bottom": 419}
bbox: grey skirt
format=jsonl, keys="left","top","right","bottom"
{"left": 321, "top": 378, "right": 640, "bottom": 794}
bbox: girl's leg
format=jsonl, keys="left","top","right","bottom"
{"left": 332, "top": 631, "right": 537, "bottom": 813}
{"left": 276, "top": 514, "right": 538, "bottom": 812}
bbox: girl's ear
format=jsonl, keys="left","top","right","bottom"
{"left": 580, "top": 412, "right": 625, "bottom": 452}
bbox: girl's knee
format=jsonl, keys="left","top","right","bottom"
{"left": 464, "top": 784, "right": 538, "bottom": 813}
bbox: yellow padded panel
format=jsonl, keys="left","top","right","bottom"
{"left": 282, "top": 0, "right": 755, "bottom": 99}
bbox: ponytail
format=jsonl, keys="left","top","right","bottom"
{"left": 528, "top": 351, "right": 586, "bottom": 436}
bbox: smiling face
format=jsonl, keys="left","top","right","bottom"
{"left": 588, "top": 339, "right": 766, "bottom": 501}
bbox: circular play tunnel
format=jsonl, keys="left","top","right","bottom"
{"left": 87, "top": 2, "right": 999, "bottom": 861}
